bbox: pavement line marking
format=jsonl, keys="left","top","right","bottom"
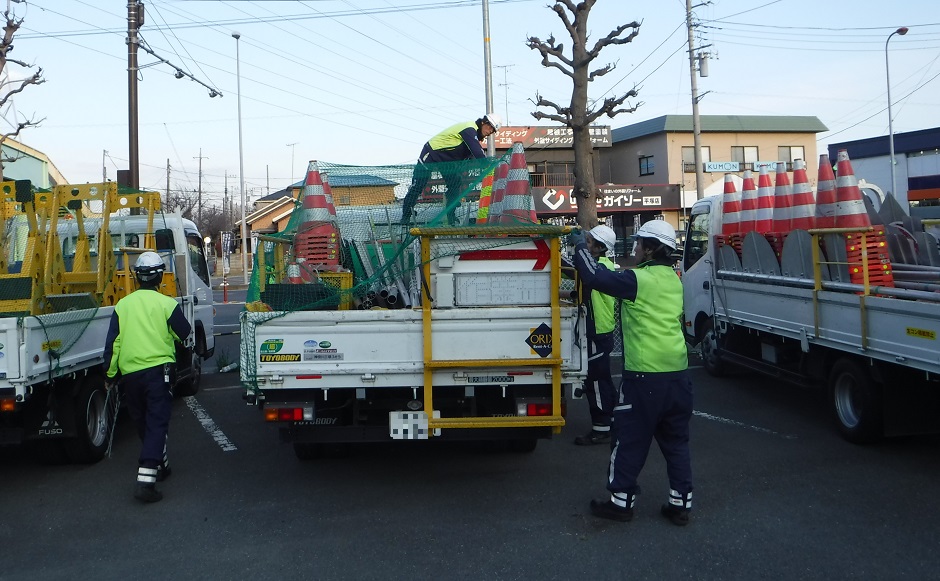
{"left": 183, "top": 396, "right": 238, "bottom": 451}
{"left": 693, "top": 410, "right": 797, "bottom": 440}
{"left": 202, "top": 385, "right": 243, "bottom": 392}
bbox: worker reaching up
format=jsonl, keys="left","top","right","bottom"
{"left": 402, "top": 113, "right": 502, "bottom": 225}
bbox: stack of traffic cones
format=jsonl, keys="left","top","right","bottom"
{"left": 765, "top": 162, "right": 793, "bottom": 257}
{"left": 499, "top": 142, "right": 538, "bottom": 225}
{"left": 738, "top": 170, "right": 758, "bottom": 236}
{"left": 718, "top": 173, "right": 744, "bottom": 254}
{"left": 754, "top": 166, "right": 775, "bottom": 234}
{"left": 292, "top": 160, "right": 342, "bottom": 279}
{"left": 487, "top": 161, "right": 510, "bottom": 224}
{"left": 476, "top": 169, "right": 495, "bottom": 224}
{"left": 815, "top": 154, "right": 838, "bottom": 228}
{"left": 789, "top": 159, "right": 816, "bottom": 231}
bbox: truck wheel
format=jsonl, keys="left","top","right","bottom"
{"left": 293, "top": 442, "right": 323, "bottom": 460}
{"left": 176, "top": 352, "right": 201, "bottom": 397}
{"left": 700, "top": 321, "right": 726, "bottom": 377}
{"left": 829, "top": 359, "right": 883, "bottom": 444}
{"left": 63, "top": 379, "right": 112, "bottom": 464}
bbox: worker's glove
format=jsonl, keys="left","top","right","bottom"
{"left": 104, "top": 379, "right": 117, "bottom": 391}
{"left": 567, "top": 228, "right": 585, "bottom": 247}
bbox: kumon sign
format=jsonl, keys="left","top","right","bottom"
{"left": 533, "top": 184, "right": 680, "bottom": 214}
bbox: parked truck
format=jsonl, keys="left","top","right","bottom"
{"left": 681, "top": 189, "right": 940, "bottom": 443}
{"left": 0, "top": 181, "right": 214, "bottom": 462}
{"left": 240, "top": 224, "right": 587, "bottom": 458}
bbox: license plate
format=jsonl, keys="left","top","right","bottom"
{"left": 468, "top": 375, "right": 514, "bottom": 384}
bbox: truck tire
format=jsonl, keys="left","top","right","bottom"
{"left": 175, "top": 351, "right": 201, "bottom": 397}
{"left": 829, "top": 359, "right": 883, "bottom": 444}
{"left": 700, "top": 320, "right": 726, "bottom": 377}
{"left": 63, "top": 378, "right": 112, "bottom": 464}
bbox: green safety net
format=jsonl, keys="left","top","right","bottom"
{"left": 240, "top": 148, "right": 576, "bottom": 391}
{"left": 0, "top": 179, "right": 180, "bottom": 379}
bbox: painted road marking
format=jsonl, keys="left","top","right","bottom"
{"left": 183, "top": 396, "right": 238, "bottom": 451}
{"left": 693, "top": 410, "right": 797, "bottom": 440}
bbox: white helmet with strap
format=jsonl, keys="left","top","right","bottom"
{"left": 134, "top": 251, "right": 166, "bottom": 284}
{"left": 588, "top": 224, "right": 617, "bottom": 253}
{"left": 633, "top": 220, "right": 677, "bottom": 250}
{"left": 483, "top": 112, "right": 502, "bottom": 132}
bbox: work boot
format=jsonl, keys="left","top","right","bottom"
{"left": 590, "top": 498, "right": 634, "bottom": 522}
{"left": 134, "top": 484, "right": 163, "bottom": 503}
{"left": 574, "top": 430, "right": 610, "bottom": 446}
{"left": 156, "top": 465, "right": 172, "bottom": 482}
{"left": 660, "top": 504, "right": 690, "bottom": 526}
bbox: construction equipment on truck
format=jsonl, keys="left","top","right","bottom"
{"left": 0, "top": 181, "right": 214, "bottom": 462}
{"left": 240, "top": 147, "right": 587, "bottom": 458}
{"left": 682, "top": 152, "right": 940, "bottom": 443}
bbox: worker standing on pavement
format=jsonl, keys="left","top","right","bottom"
{"left": 573, "top": 225, "right": 618, "bottom": 446}
{"left": 401, "top": 113, "right": 502, "bottom": 224}
{"left": 103, "top": 252, "right": 192, "bottom": 503}
{"left": 572, "top": 220, "right": 694, "bottom": 526}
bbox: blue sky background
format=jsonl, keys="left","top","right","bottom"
{"left": 10, "top": 0, "right": 940, "bottom": 206}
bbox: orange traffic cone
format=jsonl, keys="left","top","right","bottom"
{"left": 834, "top": 149, "right": 871, "bottom": 229}
{"left": 738, "top": 170, "right": 758, "bottom": 234}
{"left": 487, "top": 161, "right": 509, "bottom": 224}
{"left": 287, "top": 261, "right": 303, "bottom": 284}
{"left": 754, "top": 165, "right": 774, "bottom": 234}
{"left": 499, "top": 142, "right": 538, "bottom": 224}
{"left": 294, "top": 160, "right": 342, "bottom": 274}
{"left": 476, "top": 169, "right": 495, "bottom": 224}
{"left": 721, "top": 173, "right": 741, "bottom": 236}
{"left": 816, "top": 154, "right": 838, "bottom": 228}
{"left": 789, "top": 159, "right": 816, "bottom": 230}
{"left": 772, "top": 162, "right": 793, "bottom": 233}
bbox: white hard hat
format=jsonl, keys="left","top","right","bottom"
{"left": 134, "top": 251, "right": 165, "bottom": 283}
{"left": 588, "top": 224, "right": 616, "bottom": 253}
{"left": 483, "top": 112, "right": 502, "bottom": 131}
{"left": 633, "top": 219, "right": 677, "bottom": 250}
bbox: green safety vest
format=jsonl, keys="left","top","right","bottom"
{"left": 621, "top": 264, "right": 687, "bottom": 373}
{"left": 108, "top": 289, "right": 183, "bottom": 376}
{"left": 428, "top": 122, "right": 476, "bottom": 151}
{"left": 591, "top": 256, "right": 617, "bottom": 334}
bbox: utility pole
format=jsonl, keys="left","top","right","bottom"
{"left": 686, "top": 0, "right": 709, "bottom": 201}
{"left": 496, "top": 64, "right": 514, "bottom": 124}
{"left": 165, "top": 158, "right": 171, "bottom": 210}
{"left": 194, "top": 148, "right": 208, "bottom": 228}
{"left": 126, "top": 1, "right": 143, "bottom": 190}
{"left": 481, "top": 0, "right": 495, "bottom": 156}
{"left": 286, "top": 142, "right": 298, "bottom": 185}
{"left": 266, "top": 164, "right": 270, "bottom": 197}
{"left": 102, "top": 150, "right": 108, "bottom": 182}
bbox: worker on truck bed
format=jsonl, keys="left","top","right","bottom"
{"left": 570, "top": 225, "right": 618, "bottom": 446}
{"left": 103, "top": 251, "right": 192, "bottom": 504}
{"left": 572, "top": 219, "right": 694, "bottom": 526}
{"left": 401, "top": 113, "right": 502, "bottom": 225}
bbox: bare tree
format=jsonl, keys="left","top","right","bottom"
{"left": 527, "top": 0, "right": 640, "bottom": 228}
{"left": 0, "top": 7, "right": 44, "bottom": 176}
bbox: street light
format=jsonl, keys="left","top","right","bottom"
{"left": 886, "top": 26, "right": 908, "bottom": 199}
{"left": 233, "top": 31, "right": 249, "bottom": 285}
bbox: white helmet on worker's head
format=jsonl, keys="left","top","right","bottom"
{"left": 633, "top": 219, "right": 677, "bottom": 250}
{"left": 134, "top": 251, "right": 166, "bottom": 284}
{"left": 483, "top": 112, "right": 502, "bottom": 132}
{"left": 588, "top": 224, "right": 617, "bottom": 253}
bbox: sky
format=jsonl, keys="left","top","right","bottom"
{"left": 9, "top": 0, "right": 940, "bottom": 209}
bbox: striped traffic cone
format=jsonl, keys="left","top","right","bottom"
{"left": 294, "top": 160, "right": 342, "bottom": 275}
{"left": 772, "top": 162, "right": 794, "bottom": 233}
{"left": 499, "top": 142, "right": 538, "bottom": 225}
{"left": 834, "top": 150, "right": 871, "bottom": 229}
{"left": 789, "top": 159, "right": 816, "bottom": 230}
{"left": 476, "top": 169, "right": 495, "bottom": 224}
{"left": 487, "top": 161, "right": 510, "bottom": 224}
{"left": 816, "top": 154, "right": 838, "bottom": 228}
{"left": 738, "top": 170, "right": 758, "bottom": 235}
{"left": 754, "top": 165, "right": 774, "bottom": 234}
{"left": 287, "top": 261, "right": 303, "bottom": 284}
{"left": 721, "top": 173, "right": 741, "bottom": 236}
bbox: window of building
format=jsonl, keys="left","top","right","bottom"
{"left": 639, "top": 155, "right": 655, "bottom": 176}
{"left": 529, "top": 161, "right": 574, "bottom": 187}
{"left": 778, "top": 146, "right": 805, "bottom": 170}
{"left": 682, "top": 146, "right": 711, "bottom": 172}
{"left": 731, "top": 146, "right": 759, "bottom": 166}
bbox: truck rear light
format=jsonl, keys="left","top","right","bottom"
{"left": 516, "top": 402, "right": 552, "bottom": 416}
{"left": 1, "top": 399, "right": 14, "bottom": 412}
{"left": 507, "top": 371, "right": 533, "bottom": 376}
{"left": 264, "top": 407, "right": 313, "bottom": 422}
{"left": 296, "top": 375, "right": 322, "bottom": 380}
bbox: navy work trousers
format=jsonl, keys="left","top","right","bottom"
{"left": 608, "top": 370, "right": 693, "bottom": 497}
{"left": 122, "top": 365, "right": 172, "bottom": 468}
{"left": 585, "top": 332, "right": 616, "bottom": 431}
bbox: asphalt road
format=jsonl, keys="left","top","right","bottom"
{"left": 3, "top": 312, "right": 940, "bottom": 579}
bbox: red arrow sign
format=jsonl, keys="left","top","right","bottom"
{"left": 459, "top": 238, "right": 551, "bottom": 270}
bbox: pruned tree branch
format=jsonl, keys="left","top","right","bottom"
{"left": 526, "top": 33, "right": 574, "bottom": 77}
{"left": 0, "top": 67, "right": 44, "bottom": 110}
{"left": 530, "top": 92, "right": 569, "bottom": 124}
{"left": 586, "top": 87, "right": 640, "bottom": 124}
{"left": 588, "top": 62, "right": 615, "bottom": 82}
{"left": 588, "top": 21, "right": 640, "bottom": 58}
